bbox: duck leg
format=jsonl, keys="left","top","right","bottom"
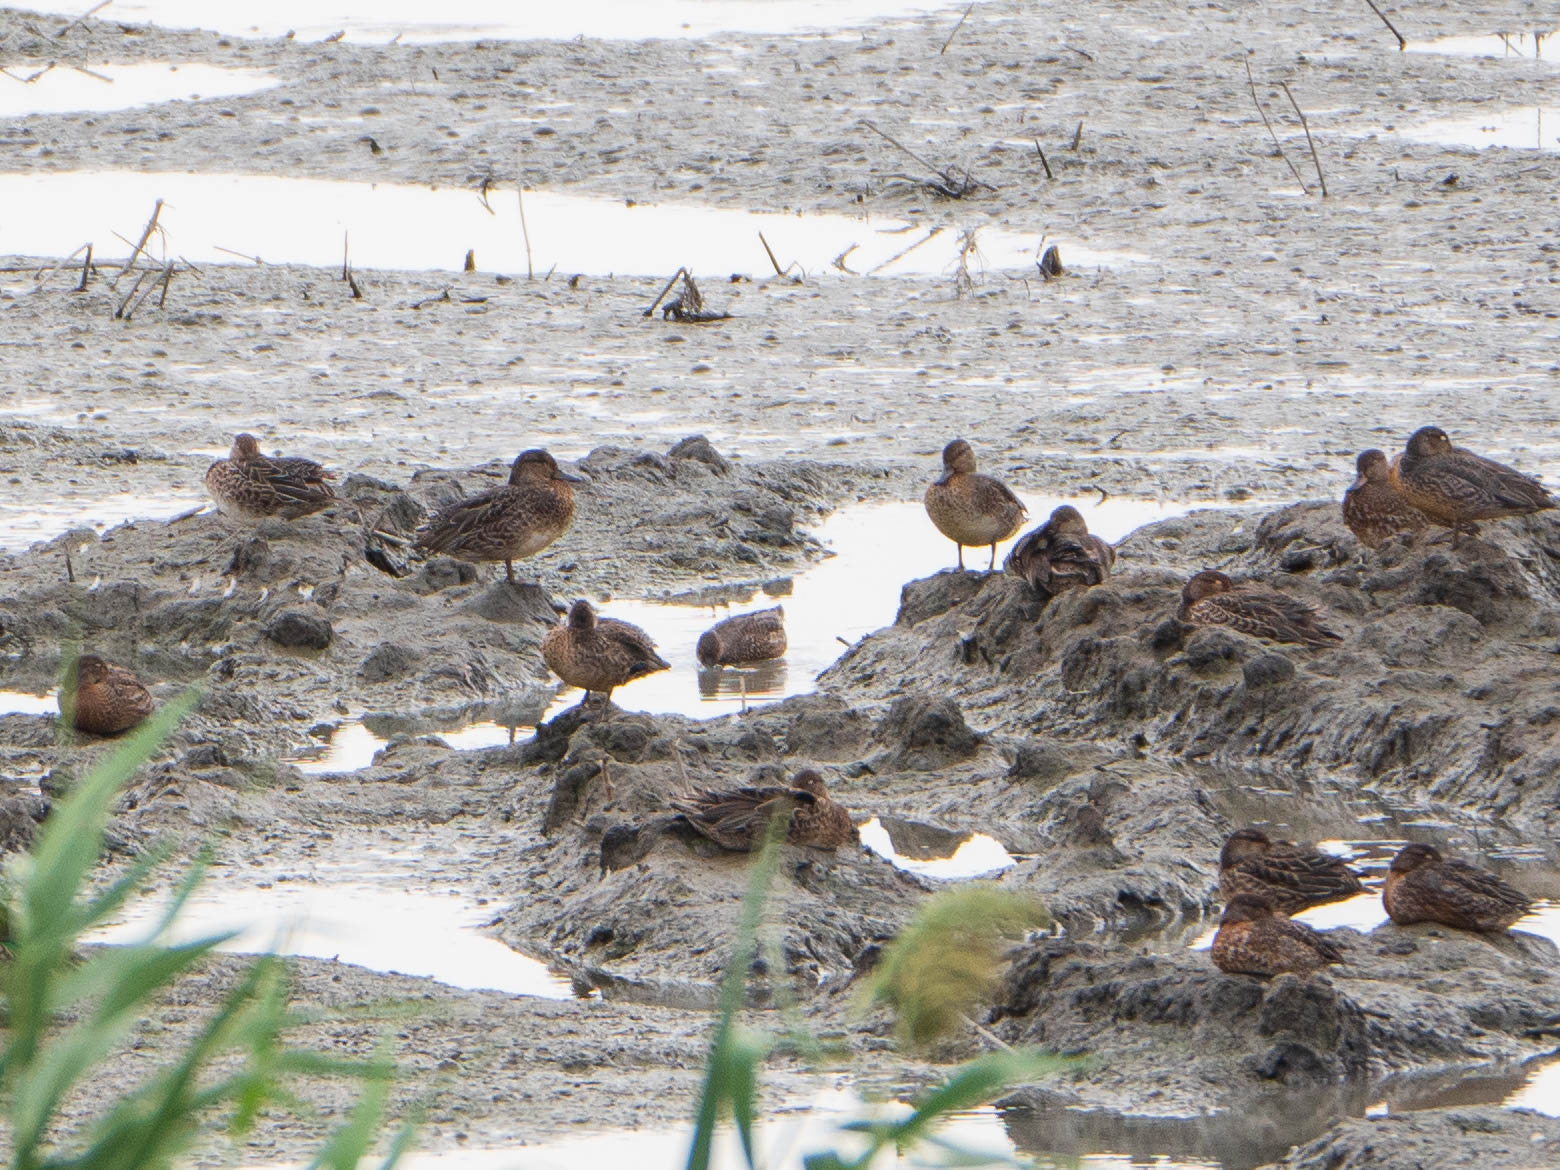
{"left": 987, "top": 543, "right": 997, "bottom": 570}
{"left": 956, "top": 543, "right": 966, "bottom": 570}
{"left": 505, "top": 559, "right": 516, "bottom": 583}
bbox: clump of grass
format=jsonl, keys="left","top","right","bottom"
{"left": 0, "top": 690, "right": 409, "bottom": 1170}
{"left": 863, "top": 885, "right": 1050, "bottom": 1049}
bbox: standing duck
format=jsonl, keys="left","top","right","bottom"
{"left": 62, "top": 653, "right": 155, "bottom": 735}
{"left": 205, "top": 433, "right": 337, "bottom": 520}
{"left": 541, "top": 599, "right": 669, "bottom": 711}
{"left": 1392, "top": 426, "right": 1555, "bottom": 548}
{"left": 1342, "top": 449, "right": 1431, "bottom": 547}
{"left": 1005, "top": 504, "right": 1116, "bottom": 596}
{"left": 1218, "top": 828, "right": 1364, "bottom": 914}
{"left": 924, "top": 439, "right": 1026, "bottom": 571}
{"left": 1211, "top": 894, "right": 1345, "bottom": 978}
{"left": 697, "top": 606, "right": 787, "bottom": 667}
{"left": 672, "top": 769, "right": 858, "bottom": 851}
{"left": 1178, "top": 570, "right": 1342, "bottom": 648}
{"left": 416, "top": 449, "right": 583, "bottom": 583}
{"left": 1383, "top": 843, "right": 1532, "bottom": 932}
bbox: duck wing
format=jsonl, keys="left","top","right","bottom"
{"left": 1442, "top": 859, "right": 1533, "bottom": 915}
{"left": 1226, "top": 850, "right": 1363, "bottom": 909}
{"left": 1273, "top": 916, "right": 1346, "bottom": 964}
{"left": 597, "top": 617, "right": 670, "bottom": 675}
{"left": 415, "top": 486, "right": 512, "bottom": 554}
{"left": 1202, "top": 587, "right": 1341, "bottom": 646}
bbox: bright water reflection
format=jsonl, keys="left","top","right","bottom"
{"left": 10, "top": 0, "right": 962, "bottom": 43}
{"left": 1394, "top": 106, "right": 1560, "bottom": 150}
{"left": 0, "top": 62, "right": 277, "bottom": 116}
{"left": 0, "top": 171, "right": 1149, "bottom": 278}
{"left": 0, "top": 689, "right": 58, "bottom": 715}
{"left": 1409, "top": 30, "right": 1558, "bottom": 59}
{"left": 0, "top": 490, "right": 202, "bottom": 553}
{"left": 858, "top": 816, "right": 1016, "bottom": 879}
{"left": 89, "top": 873, "right": 574, "bottom": 997}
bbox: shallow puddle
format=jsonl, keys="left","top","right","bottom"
{"left": 0, "top": 62, "right": 277, "bottom": 116}
{"left": 0, "top": 489, "right": 202, "bottom": 553}
{"left": 1392, "top": 106, "right": 1560, "bottom": 151}
{"left": 858, "top": 816, "right": 1016, "bottom": 879}
{"left": 1408, "top": 30, "right": 1557, "bottom": 60}
{"left": 0, "top": 689, "right": 58, "bottom": 716}
{"left": 0, "top": 171, "right": 1149, "bottom": 278}
{"left": 88, "top": 867, "right": 575, "bottom": 998}
{"left": 14, "top": 0, "right": 963, "bottom": 44}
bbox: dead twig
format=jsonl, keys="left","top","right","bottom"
{"left": 157, "top": 261, "right": 174, "bottom": 308}
{"left": 77, "top": 243, "right": 92, "bottom": 291}
{"left": 31, "top": 242, "right": 89, "bottom": 287}
{"left": 112, "top": 199, "right": 163, "bottom": 288}
{"left": 757, "top": 231, "right": 784, "bottom": 277}
{"left": 940, "top": 2, "right": 975, "bottom": 54}
{"left": 642, "top": 267, "right": 688, "bottom": 318}
{"left": 213, "top": 245, "right": 263, "bottom": 264}
{"left": 55, "top": 0, "right": 111, "bottom": 39}
{"left": 1362, "top": 0, "right": 1406, "bottom": 50}
{"left": 860, "top": 119, "right": 996, "bottom": 197}
{"left": 1033, "top": 138, "right": 1053, "bottom": 180}
{"left": 113, "top": 269, "right": 151, "bottom": 319}
{"left": 517, "top": 182, "right": 534, "bottom": 281}
{"left": 1070, "top": 121, "right": 1083, "bottom": 150}
{"left": 1280, "top": 81, "right": 1328, "bottom": 197}
{"left": 952, "top": 228, "right": 979, "bottom": 298}
{"left": 1244, "top": 58, "right": 1308, "bottom": 192}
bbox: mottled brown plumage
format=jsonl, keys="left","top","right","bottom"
{"left": 205, "top": 433, "right": 337, "bottom": 520}
{"left": 541, "top": 599, "right": 669, "bottom": 709}
{"left": 1219, "top": 828, "right": 1364, "bottom": 914}
{"left": 923, "top": 439, "right": 1026, "bottom": 571}
{"left": 672, "top": 769, "right": 858, "bottom": 852}
{"left": 1393, "top": 426, "right": 1555, "bottom": 548}
{"left": 1342, "top": 449, "right": 1431, "bottom": 548}
{"left": 1005, "top": 504, "right": 1116, "bottom": 596}
{"left": 696, "top": 606, "right": 787, "bottom": 667}
{"left": 416, "top": 449, "right": 581, "bottom": 582}
{"left": 1211, "top": 895, "right": 1345, "bottom": 978}
{"left": 1383, "top": 843, "right": 1532, "bottom": 933}
{"left": 63, "top": 653, "right": 155, "bottom": 736}
{"left": 1178, "top": 570, "right": 1342, "bottom": 647}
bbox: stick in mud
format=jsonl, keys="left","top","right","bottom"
{"left": 157, "top": 262, "right": 174, "bottom": 308}
{"left": 55, "top": 0, "right": 110, "bottom": 39}
{"left": 123, "top": 261, "right": 173, "bottom": 320}
{"left": 1244, "top": 59, "right": 1309, "bottom": 193}
{"left": 341, "top": 231, "right": 349, "bottom": 281}
{"left": 517, "top": 182, "right": 534, "bottom": 281}
{"left": 113, "top": 199, "right": 163, "bottom": 288}
{"left": 64, "top": 548, "right": 74, "bottom": 584}
{"left": 1070, "top": 121, "right": 1083, "bottom": 150}
{"left": 1363, "top": 0, "right": 1407, "bottom": 50}
{"left": 642, "top": 267, "right": 688, "bottom": 318}
{"left": 113, "top": 269, "right": 150, "bottom": 319}
{"left": 940, "top": 1, "right": 975, "bottom": 55}
{"left": 757, "top": 231, "right": 784, "bottom": 277}
{"left": 1280, "top": 81, "right": 1328, "bottom": 197}
{"left": 1034, "top": 139, "right": 1054, "bottom": 180}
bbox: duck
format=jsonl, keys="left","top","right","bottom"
{"left": 1211, "top": 894, "right": 1345, "bottom": 977}
{"left": 62, "top": 653, "right": 155, "bottom": 735}
{"left": 1392, "top": 426, "right": 1555, "bottom": 548}
{"left": 415, "top": 449, "right": 582, "bottom": 583}
{"left": 1383, "top": 843, "right": 1532, "bottom": 932}
{"left": 1005, "top": 504, "right": 1115, "bottom": 596}
{"left": 1342, "top": 449, "right": 1431, "bottom": 547}
{"left": 672, "top": 768, "right": 859, "bottom": 851}
{"left": 1178, "top": 570, "right": 1342, "bottom": 647}
{"left": 205, "top": 433, "right": 337, "bottom": 520}
{"left": 697, "top": 606, "right": 787, "bottom": 667}
{"left": 541, "top": 599, "right": 669, "bottom": 710}
{"left": 923, "top": 439, "right": 1026, "bottom": 571}
{"left": 1218, "top": 828, "right": 1364, "bottom": 914}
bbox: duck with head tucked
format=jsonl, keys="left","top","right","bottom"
{"left": 62, "top": 653, "right": 155, "bottom": 736}
{"left": 1005, "top": 504, "right": 1115, "bottom": 597}
{"left": 1392, "top": 426, "right": 1555, "bottom": 548}
{"left": 1219, "top": 828, "right": 1364, "bottom": 914}
{"left": 924, "top": 439, "right": 1026, "bottom": 571}
{"left": 416, "top": 449, "right": 583, "bottom": 583}
{"left": 541, "top": 599, "right": 668, "bottom": 712}
{"left": 1211, "top": 894, "right": 1345, "bottom": 978}
{"left": 672, "top": 768, "right": 858, "bottom": 852}
{"left": 1342, "top": 449, "right": 1431, "bottom": 548}
{"left": 206, "top": 433, "right": 337, "bottom": 520}
{"left": 697, "top": 606, "right": 786, "bottom": 668}
{"left": 1383, "top": 843, "right": 1532, "bottom": 933}
{"left": 1178, "top": 570, "right": 1342, "bottom": 647}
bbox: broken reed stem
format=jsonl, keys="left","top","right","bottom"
{"left": 642, "top": 266, "right": 687, "bottom": 318}
{"left": 157, "top": 260, "right": 174, "bottom": 307}
{"left": 56, "top": 0, "right": 111, "bottom": 38}
{"left": 122, "top": 262, "right": 173, "bottom": 320}
{"left": 113, "top": 269, "right": 150, "bottom": 318}
{"left": 757, "top": 231, "right": 784, "bottom": 277}
{"left": 1244, "top": 59, "right": 1308, "bottom": 192}
{"left": 1362, "top": 0, "right": 1406, "bottom": 50}
{"left": 113, "top": 198, "right": 162, "bottom": 287}
{"left": 1033, "top": 138, "right": 1053, "bottom": 180}
{"left": 32, "top": 241, "right": 88, "bottom": 286}
{"left": 77, "top": 243, "right": 92, "bottom": 291}
{"left": 516, "top": 182, "right": 533, "bottom": 281}
{"left": 341, "top": 231, "right": 349, "bottom": 280}
{"left": 1070, "top": 120, "right": 1083, "bottom": 150}
{"left": 1280, "top": 81, "right": 1328, "bottom": 197}
{"left": 939, "top": 2, "right": 975, "bottom": 55}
